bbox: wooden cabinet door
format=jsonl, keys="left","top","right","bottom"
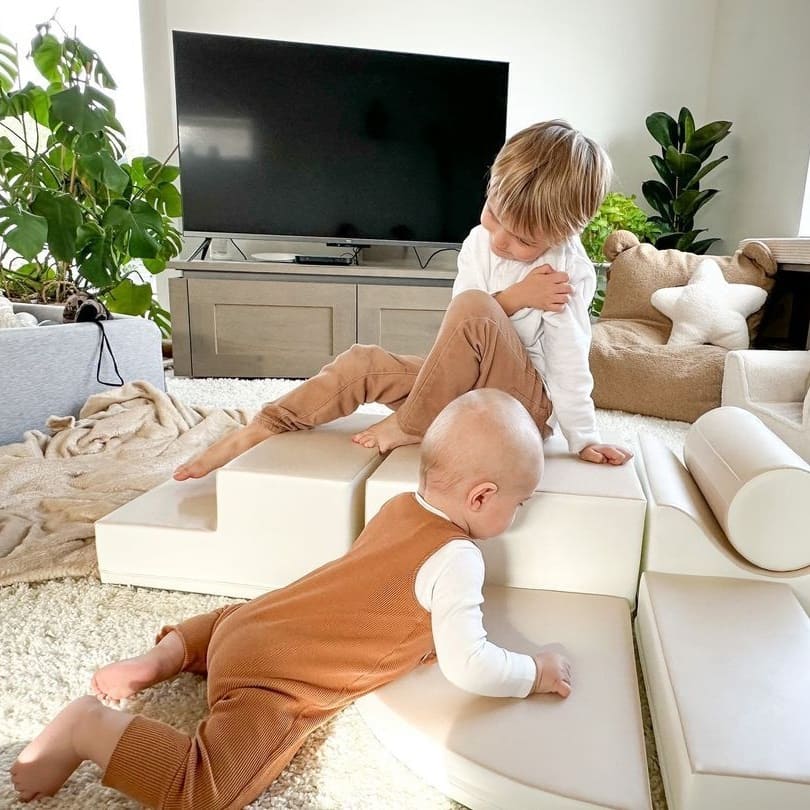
{"left": 188, "top": 278, "right": 356, "bottom": 378}
{"left": 357, "top": 284, "right": 452, "bottom": 357}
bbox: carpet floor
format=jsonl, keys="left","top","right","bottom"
{"left": 0, "top": 377, "right": 688, "bottom": 808}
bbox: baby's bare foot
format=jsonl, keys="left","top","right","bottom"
{"left": 11, "top": 695, "right": 96, "bottom": 802}
{"left": 91, "top": 631, "right": 184, "bottom": 701}
{"left": 352, "top": 413, "right": 421, "bottom": 453}
{"left": 91, "top": 655, "right": 162, "bottom": 701}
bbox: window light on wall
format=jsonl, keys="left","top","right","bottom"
{"left": 3, "top": 1, "right": 147, "bottom": 158}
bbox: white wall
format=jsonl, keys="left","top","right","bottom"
{"left": 139, "top": 0, "right": 717, "bottom": 256}
{"left": 139, "top": 0, "right": 809, "bottom": 259}
{"left": 5, "top": 1, "right": 147, "bottom": 157}
{"left": 707, "top": 0, "right": 810, "bottom": 246}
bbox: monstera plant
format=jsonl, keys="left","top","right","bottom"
{"left": 0, "top": 20, "right": 181, "bottom": 335}
{"left": 642, "top": 107, "right": 731, "bottom": 254}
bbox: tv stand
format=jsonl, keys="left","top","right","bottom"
{"left": 169, "top": 258, "right": 456, "bottom": 378}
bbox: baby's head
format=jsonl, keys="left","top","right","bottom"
{"left": 482, "top": 120, "right": 612, "bottom": 262}
{"left": 418, "top": 389, "right": 543, "bottom": 540}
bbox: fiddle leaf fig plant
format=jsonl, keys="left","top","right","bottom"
{"left": 0, "top": 21, "right": 181, "bottom": 335}
{"left": 642, "top": 106, "right": 731, "bottom": 254}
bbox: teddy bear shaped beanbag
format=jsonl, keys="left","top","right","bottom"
{"left": 589, "top": 231, "right": 776, "bottom": 423}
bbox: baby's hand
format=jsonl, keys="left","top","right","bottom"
{"left": 578, "top": 443, "right": 634, "bottom": 466}
{"left": 532, "top": 644, "right": 572, "bottom": 698}
{"left": 518, "top": 264, "right": 572, "bottom": 312}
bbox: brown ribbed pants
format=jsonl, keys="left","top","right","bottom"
{"left": 103, "top": 607, "right": 336, "bottom": 810}
{"left": 254, "top": 289, "right": 553, "bottom": 438}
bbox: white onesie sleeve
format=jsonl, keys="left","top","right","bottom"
{"left": 415, "top": 539, "right": 537, "bottom": 698}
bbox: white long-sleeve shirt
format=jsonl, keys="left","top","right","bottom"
{"left": 413, "top": 492, "right": 537, "bottom": 698}
{"left": 453, "top": 225, "right": 601, "bottom": 453}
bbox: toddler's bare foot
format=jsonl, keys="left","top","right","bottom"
{"left": 91, "top": 631, "right": 184, "bottom": 701}
{"left": 11, "top": 695, "right": 96, "bottom": 802}
{"left": 174, "top": 422, "right": 272, "bottom": 480}
{"left": 352, "top": 413, "right": 421, "bottom": 453}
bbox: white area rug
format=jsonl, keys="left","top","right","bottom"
{"left": 0, "top": 377, "right": 687, "bottom": 808}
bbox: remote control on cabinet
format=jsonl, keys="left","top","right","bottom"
{"left": 294, "top": 255, "right": 354, "bottom": 266}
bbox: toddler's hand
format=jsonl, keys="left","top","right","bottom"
{"left": 578, "top": 443, "right": 634, "bottom": 465}
{"left": 518, "top": 264, "right": 572, "bottom": 312}
{"left": 173, "top": 421, "right": 272, "bottom": 480}
{"left": 532, "top": 644, "right": 572, "bottom": 698}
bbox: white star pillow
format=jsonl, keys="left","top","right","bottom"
{"left": 650, "top": 259, "right": 767, "bottom": 350}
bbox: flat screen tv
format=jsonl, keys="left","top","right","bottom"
{"left": 172, "top": 31, "right": 509, "bottom": 248}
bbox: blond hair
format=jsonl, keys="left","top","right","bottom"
{"left": 418, "top": 389, "right": 543, "bottom": 495}
{"left": 488, "top": 120, "right": 612, "bottom": 246}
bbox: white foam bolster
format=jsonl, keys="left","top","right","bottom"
{"left": 684, "top": 406, "right": 810, "bottom": 572}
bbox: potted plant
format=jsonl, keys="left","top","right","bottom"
{"left": 0, "top": 19, "right": 182, "bottom": 336}
{"left": 642, "top": 106, "right": 731, "bottom": 254}
{"left": 581, "top": 192, "right": 660, "bottom": 317}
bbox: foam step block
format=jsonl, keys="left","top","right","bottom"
{"left": 95, "top": 414, "right": 384, "bottom": 597}
{"left": 636, "top": 572, "right": 810, "bottom": 810}
{"left": 356, "top": 586, "right": 651, "bottom": 810}
{"left": 365, "top": 433, "right": 647, "bottom": 605}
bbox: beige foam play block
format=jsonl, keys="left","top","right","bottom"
{"left": 636, "top": 433, "right": 810, "bottom": 612}
{"left": 357, "top": 586, "right": 651, "bottom": 810}
{"left": 636, "top": 572, "right": 810, "bottom": 810}
{"left": 365, "top": 433, "right": 647, "bottom": 604}
{"left": 95, "top": 414, "right": 384, "bottom": 597}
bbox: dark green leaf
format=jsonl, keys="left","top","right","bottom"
{"left": 676, "top": 230, "right": 705, "bottom": 250}
{"left": 31, "top": 32, "right": 61, "bottom": 82}
{"left": 646, "top": 112, "right": 678, "bottom": 149}
{"left": 78, "top": 152, "right": 129, "bottom": 195}
{"left": 0, "top": 205, "right": 48, "bottom": 259}
{"left": 106, "top": 278, "right": 152, "bottom": 315}
{"left": 664, "top": 146, "right": 701, "bottom": 182}
{"left": 642, "top": 180, "right": 674, "bottom": 219}
{"left": 685, "top": 155, "right": 728, "bottom": 189}
{"left": 102, "top": 199, "right": 163, "bottom": 258}
{"left": 685, "top": 121, "right": 731, "bottom": 157}
{"left": 654, "top": 231, "right": 687, "bottom": 249}
{"left": 673, "top": 189, "right": 718, "bottom": 218}
{"left": 157, "top": 183, "right": 182, "bottom": 217}
{"left": 142, "top": 257, "right": 167, "bottom": 274}
{"left": 650, "top": 155, "right": 675, "bottom": 192}
{"left": 30, "top": 190, "right": 83, "bottom": 261}
{"left": 691, "top": 237, "right": 721, "bottom": 254}
{"left": 677, "top": 107, "right": 695, "bottom": 149}
{"left": 50, "top": 85, "right": 116, "bottom": 134}
{"left": 0, "top": 34, "right": 18, "bottom": 92}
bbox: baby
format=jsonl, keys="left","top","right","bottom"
{"left": 12, "top": 389, "right": 571, "bottom": 808}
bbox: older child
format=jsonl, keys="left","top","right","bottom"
{"left": 12, "top": 390, "right": 572, "bottom": 808}
{"left": 173, "top": 119, "right": 631, "bottom": 483}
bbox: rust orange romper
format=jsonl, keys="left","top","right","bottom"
{"left": 102, "top": 493, "right": 467, "bottom": 809}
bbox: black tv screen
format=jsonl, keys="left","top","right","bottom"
{"left": 172, "top": 31, "right": 509, "bottom": 247}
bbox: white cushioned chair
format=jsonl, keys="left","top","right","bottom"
{"left": 722, "top": 349, "right": 810, "bottom": 462}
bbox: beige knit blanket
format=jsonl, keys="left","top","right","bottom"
{"left": 0, "top": 381, "right": 252, "bottom": 586}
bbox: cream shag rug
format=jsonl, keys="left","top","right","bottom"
{"left": 0, "top": 377, "right": 687, "bottom": 809}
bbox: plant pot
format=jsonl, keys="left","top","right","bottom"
{"left": 0, "top": 304, "right": 166, "bottom": 445}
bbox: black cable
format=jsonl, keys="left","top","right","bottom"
{"left": 187, "top": 237, "right": 211, "bottom": 261}
{"left": 411, "top": 246, "right": 459, "bottom": 270}
{"left": 92, "top": 322, "right": 125, "bottom": 387}
{"left": 230, "top": 239, "right": 248, "bottom": 260}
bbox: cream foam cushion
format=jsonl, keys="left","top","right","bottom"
{"left": 365, "top": 433, "right": 647, "bottom": 604}
{"left": 357, "top": 586, "right": 651, "bottom": 810}
{"left": 684, "top": 406, "right": 810, "bottom": 571}
{"left": 636, "top": 572, "right": 810, "bottom": 810}
{"left": 96, "top": 414, "right": 384, "bottom": 598}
